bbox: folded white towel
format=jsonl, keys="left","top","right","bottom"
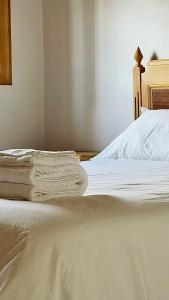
{"left": 0, "top": 164, "right": 85, "bottom": 185}
{"left": 0, "top": 167, "right": 88, "bottom": 202}
{"left": 0, "top": 149, "right": 88, "bottom": 201}
{"left": 0, "top": 149, "right": 79, "bottom": 167}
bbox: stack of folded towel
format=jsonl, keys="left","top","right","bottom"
{"left": 0, "top": 149, "right": 88, "bottom": 202}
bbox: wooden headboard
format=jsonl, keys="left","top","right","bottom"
{"left": 133, "top": 47, "right": 169, "bottom": 119}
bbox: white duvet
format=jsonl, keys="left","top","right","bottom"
{"left": 1, "top": 159, "right": 169, "bottom": 300}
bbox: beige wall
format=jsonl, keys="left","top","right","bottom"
{"left": 0, "top": 0, "right": 44, "bottom": 149}
{"left": 43, "top": 0, "right": 97, "bottom": 151}
{"left": 43, "top": 0, "right": 71, "bottom": 150}
{"left": 1, "top": 1, "right": 169, "bottom": 151}
{"left": 43, "top": 0, "right": 169, "bottom": 151}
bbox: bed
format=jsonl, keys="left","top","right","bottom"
{"left": 1, "top": 49, "right": 169, "bottom": 300}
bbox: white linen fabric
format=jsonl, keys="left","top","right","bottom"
{"left": 140, "top": 106, "right": 149, "bottom": 113}
{"left": 1, "top": 159, "right": 169, "bottom": 300}
{"left": 0, "top": 164, "right": 85, "bottom": 185}
{"left": 0, "top": 170, "right": 88, "bottom": 202}
{"left": 83, "top": 159, "right": 169, "bottom": 202}
{"left": 0, "top": 149, "right": 88, "bottom": 201}
{"left": 0, "top": 149, "right": 79, "bottom": 167}
{"left": 93, "top": 109, "right": 169, "bottom": 161}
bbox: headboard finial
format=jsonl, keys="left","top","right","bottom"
{"left": 134, "top": 47, "right": 143, "bottom": 66}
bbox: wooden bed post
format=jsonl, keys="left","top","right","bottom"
{"left": 133, "top": 47, "right": 145, "bottom": 119}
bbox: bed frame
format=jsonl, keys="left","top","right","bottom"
{"left": 133, "top": 47, "right": 169, "bottom": 119}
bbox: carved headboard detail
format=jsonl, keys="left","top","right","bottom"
{"left": 133, "top": 48, "right": 169, "bottom": 119}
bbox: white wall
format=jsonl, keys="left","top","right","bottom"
{"left": 2, "top": 1, "right": 168, "bottom": 151}
{"left": 43, "top": 0, "right": 71, "bottom": 150}
{"left": 43, "top": 0, "right": 169, "bottom": 151}
{"left": 0, "top": 0, "right": 44, "bottom": 149}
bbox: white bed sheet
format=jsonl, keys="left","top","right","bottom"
{"left": 83, "top": 159, "right": 169, "bottom": 202}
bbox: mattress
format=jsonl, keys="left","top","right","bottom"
{"left": 1, "top": 159, "right": 169, "bottom": 300}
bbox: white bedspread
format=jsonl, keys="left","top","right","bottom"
{"left": 1, "top": 159, "right": 169, "bottom": 300}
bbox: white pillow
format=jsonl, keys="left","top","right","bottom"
{"left": 140, "top": 106, "right": 149, "bottom": 114}
{"left": 93, "top": 109, "right": 169, "bottom": 161}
